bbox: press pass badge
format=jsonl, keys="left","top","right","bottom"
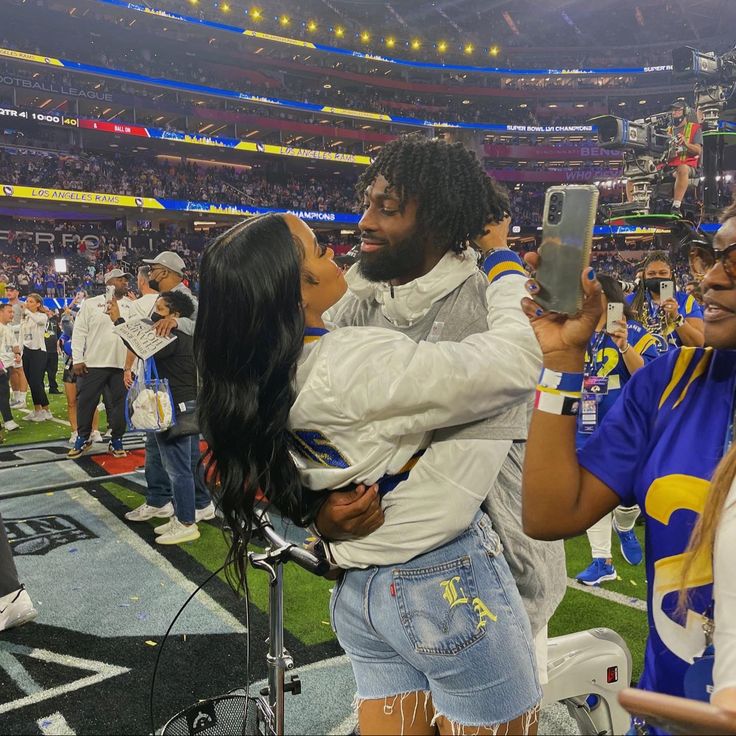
{"left": 583, "top": 375, "right": 609, "bottom": 395}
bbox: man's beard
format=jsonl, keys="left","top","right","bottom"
{"left": 357, "top": 229, "right": 428, "bottom": 283}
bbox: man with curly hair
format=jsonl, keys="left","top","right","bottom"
{"left": 307, "top": 133, "right": 565, "bottom": 733}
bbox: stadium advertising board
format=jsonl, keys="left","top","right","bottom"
{"left": 0, "top": 184, "right": 361, "bottom": 223}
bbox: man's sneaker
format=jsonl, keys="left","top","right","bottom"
{"left": 154, "top": 518, "right": 175, "bottom": 536}
{"left": 108, "top": 438, "right": 127, "bottom": 458}
{"left": 195, "top": 502, "right": 216, "bottom": 522}
{"left": 125, "top": 502, "right": 174, "bottom": 522}
{"left": 156, "top": 519, "right": 200, "bottom": 545}
{"left": 68, "top": 436, "right": 93, "bottom": 459}
{"left": 575, "top": 558, "right": 617, "bottom": 586}
{"left": 69, "top": 431, "right": 78, "bottom": 445}
{"left": 0, "top": 586, "right": 38, "bottom": 632}
{"left": 41, "top": 409, "right": 53, "bottom": 421}
{"left": 3, "top": 420, "right": 19, "bottom": 432}
{"left": 9, "top": 398, "right": 25, "bottom": 409}
{"left": 614, "top": 525, "right": 643, "bottom": 566}
{"left": 90, "top": 430, "right": 104, "bottom": 443}
{"left": 26, "top": 410, "right": 47, "bottom": 423}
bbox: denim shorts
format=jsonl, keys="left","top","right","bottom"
{"left": 330, "top": 512, "right": 542, "bottom": 727}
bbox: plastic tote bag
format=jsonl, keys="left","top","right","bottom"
{"left": 125, "top": 357, "right": 176, "bottom": 432}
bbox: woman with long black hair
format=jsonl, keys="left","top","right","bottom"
{"left": 196, "top": 213, "right": 543, "bottom": 735}
{"left": 20, "top": 293, "right": 52, "bottom": 422}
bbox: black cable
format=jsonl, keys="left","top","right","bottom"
{"left": 149, "top": 562, "right": 229, "bottom": 735}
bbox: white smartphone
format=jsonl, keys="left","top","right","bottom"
{"left": 659, "top": 280, "right": 674, "bottom": 303}
{"left": 606, "top": 302, "right": 624, "bottom": 334}
{"left": 105, "top": 284, "right": 115, "bottom": 303}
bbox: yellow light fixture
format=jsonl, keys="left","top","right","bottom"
{"left": 335, "top": 26, "right": 345, "bottom": 38}
{"left": 220, "top": 2, "right": 229, "bottom": 11}
{"left": 307, "top": 20, "right": 317, "bottom": 31}
{"left": 464, "top": 43, "right": 474, "bottom": 54}
{"left": 250, "top": 8, "right": 261, "bottom": 20}
{"left": 411, "top": 38, "right": 421, "bottom": 50}
{"left": 279, "top": 15, "right": 289, "bottom": 26}
{"left": 386, "top": 37, "right": 395, "bottom": 48}
{"left": 489, "top": 45, "right": 500, "bottom": 56}
{"left": 360, "top": 31, "right": 370, "bottom": 42}
{"left": 437, "top": 41, "right": 447, "bottom": 53}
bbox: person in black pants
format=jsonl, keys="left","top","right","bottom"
{"left": 20, "top": 294, "right": 51, "bottom": 422}
{"left": 0, "top": 511, "right": 37, "bottom": 632}
{"left": 44, "top": 316, "right": 61, "bottom": 394}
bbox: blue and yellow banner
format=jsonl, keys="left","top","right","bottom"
{"left": 0, "top": 183, "right": 361, "bottom": 223}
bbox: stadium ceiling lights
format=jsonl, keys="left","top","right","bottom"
{"left": 94, "top": 0, "right": 673, "bottom": 75}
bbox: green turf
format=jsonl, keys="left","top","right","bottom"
{"left": 549, "top": 586, "right": 648, "bottom": 684}
{"left": 103, "top": 482, "right": 337, "bottom": 646}
{"left": 564, "top": 527, "right": 647, "bottom": 601}
{"left": 1, "top": 365, "right": 89, "bottom": 445}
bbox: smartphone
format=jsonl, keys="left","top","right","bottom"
{"left": 105, "top": 285, "right": 115, "bottom": 303}
{"left": 659, "top": 280, "right": 674, "bottom": 303}
{"left": 606, "top": 302, "right": 624, "bottom": 334}
{"left": 534, "top": 185, "right": 599, "bottom": 315}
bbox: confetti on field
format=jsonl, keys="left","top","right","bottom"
{"left": 145, "top": 640, "right": 158, "bottom": 647}
{"left": 321, "top": 621, "right": 330, "bottom": 626}
{"left": 630, "top": 580, "right": 637, "bottom": 586}
{"left": 130, "top": 596, "right": 140, "bottom": 601}
{"left": 45, "top": 492, "right": 54, "bottom": 496}
{"left": 136, "top": 612, "right": 148, "bottom": 621}
{"left": 68, "top": 548, "right": 78, "bottom": 554}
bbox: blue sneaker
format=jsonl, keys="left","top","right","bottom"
{"left": 576, "top": 558, "right": 617, "bottom": 586}
{"left": 614, "top": 525, "right": 643, "bottom": 566}
{"left": 108, "top": 438, "right": 127, "bottom": 458}
{"left": 67, "top": 435, "right": 92, "bottom": 459}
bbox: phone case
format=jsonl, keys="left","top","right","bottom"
{"left": 659, "top": 281, "right": 674, "bottom": 302}
{"left": 535, "top": 185, "right": 599, "bottom": 315}
{"left": 606, "top": 302, "right": 624, "bottom": 333}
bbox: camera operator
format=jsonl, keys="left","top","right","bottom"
{"left": 663, "top": 99, "right": 702, "bottom": 214}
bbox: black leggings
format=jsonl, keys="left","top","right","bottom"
{"left": 22, "top": 348, "right": 48, "bottom": 408}
{"left": 0, "top": 371, "right": 12, "bottom": 422}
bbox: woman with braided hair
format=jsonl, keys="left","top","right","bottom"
{"left": 627, "top": 251, "right": 704, "bottom": 354}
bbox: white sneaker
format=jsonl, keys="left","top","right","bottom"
{"left": 0, "top": 586, "right": 38, "bottom": 632}
{"left": 155, "top": 519, "right": 200, "bottom": 545}
{"left": 26, "top": 411, "right": 47, "bottom": 423}
{"left": 154, "top": 518, "right": 175, "bottom": 536}
{"left": 125, "top": 502, "right": 175, "bottom": 522}
{"left": 195, "top": 502, "right": 216, "bottom": 522}
{"left": 3, "top": 420, "right": 19, "bottom": 432}
{"left": 90, "top": 430, "right": 104, "bottom": 443}
{"left": 41, "top": 409, "right": 53, "bottom": 420}
{"left": 69, "top": 431, "right": 78, "bottom": 444}
{"left": 97, "top": 402, "right": 106, "bottom": 413}
{"left": 9, "top": 398, "right": 25, "bottom": 409}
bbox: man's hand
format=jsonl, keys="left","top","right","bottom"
{"left": 315, "top": 484, "right": 383, "bottom": 541}
{"left": 73, "top": 362, "right": 88, "bottom": 377}
{"left": 153, "top": 316, "right": 178, "bottom": 337}
{"left": 123, "top": 369, "right": 134, "bottom": 389}
{"left": 107, "top": 297, "right": 121, "bottom": 323}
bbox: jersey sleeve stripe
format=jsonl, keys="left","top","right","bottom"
{"left": 673, "top": 350, "right": 713, "bottom": 409}
{"left": 658, "top": 348, "right": 697, "bottom": 410}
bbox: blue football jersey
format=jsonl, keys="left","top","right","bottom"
{"left": 579, "top": 347, "right": 736, "bottom": 700}
{"left": 575, "top": 320, "right": 659, "bottom": 450}
{"left": 626, "top": 291, "right": 703, "bottom": 354}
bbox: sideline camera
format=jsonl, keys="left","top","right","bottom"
{"left": 592, "top": 114, "right": 670, "bottom": 155}
{"left": 672, "top": 46, "right": 736, "bottom": 82}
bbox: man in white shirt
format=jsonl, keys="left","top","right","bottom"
{"left": 0, "top": 303, "right": 20, "bottom": 432}
{"left": 68, "top": 269, "right": 133, "bottom": 459}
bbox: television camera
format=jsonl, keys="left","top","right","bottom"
{"left": 590, "top": 112, "right": 672, "bottom": 216}
{"left": 672, "top": 46, "right": 736, "bottom": 129}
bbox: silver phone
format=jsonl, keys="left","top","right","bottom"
{"left": 535, "top": 185, "right": 599, "bottom": 315}
{"left": 606, "top": 302, "right": 624, "bottom": 334}
{"left": 659, "top": 280, "right": 674, "bottom": 303}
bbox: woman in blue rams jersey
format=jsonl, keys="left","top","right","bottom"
{"left": 521, "top": 197, "right": 736, "bottom": 723}
{"left": 628, "top": 251, "right": 704, "bottom": 354}
{"left": 574, "top": 275, "right": 659, "bottom": 587}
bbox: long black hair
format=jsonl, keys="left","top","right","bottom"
{"left": 357, "top": 132, "right": 510, "bottom": 253}
{"left": 195, "top": 213, "right": 305, "bottom": 591}
{"left": 629, "top": 250, "right": 672, "bottom": 325}
{"left": 596, "top": 274, "right": 635, "bottom": 321}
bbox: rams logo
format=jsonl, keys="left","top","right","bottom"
{"left": 134, "top": 197, "right": 144, "bottom": 207}
{"left": 2, "top": 185, "right": 13, "bottom": 196}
